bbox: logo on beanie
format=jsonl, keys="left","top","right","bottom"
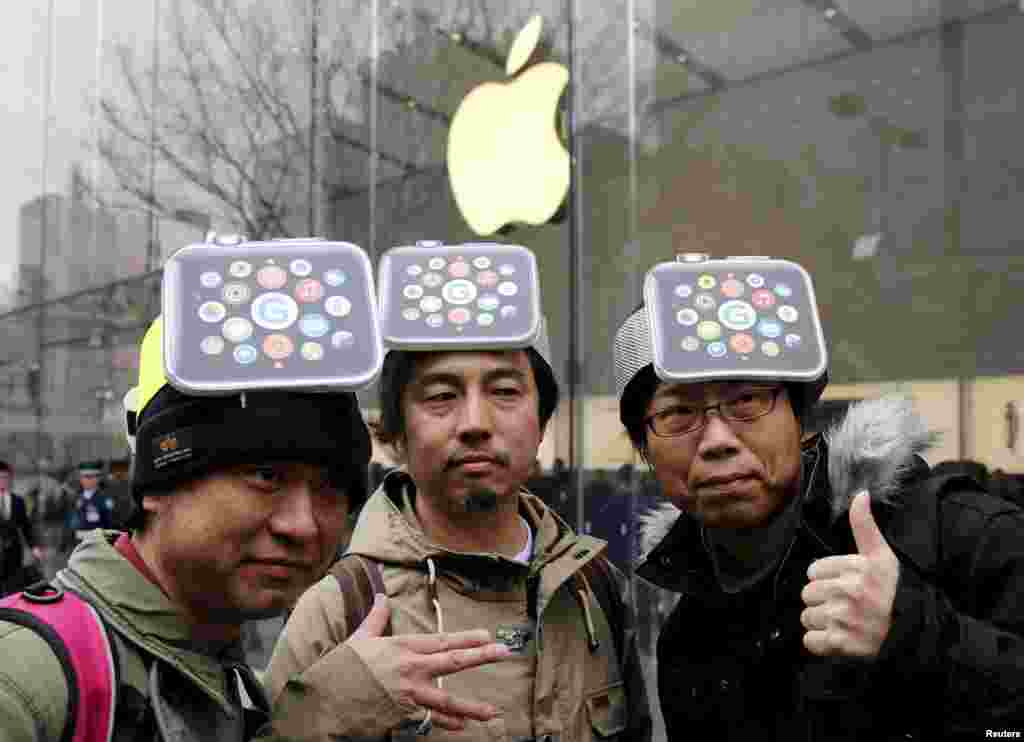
{"left": 152, "top": 429, "right": 194, "bottom": 470}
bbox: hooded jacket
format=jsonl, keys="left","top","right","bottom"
{"left": 635, "top": 396, "right": 1024, "bottom": 741}
{"left": 265, "top": 470, "right": 652, "bottom": 742}
{"left": 0, "top": 530, "right": 270, "bottom": 741}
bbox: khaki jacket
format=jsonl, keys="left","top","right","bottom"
{"left": 0, "top": 530, "right": 267, "bottom": 741}
{"left": 266, "top": 471, "right": 651, "bottom": 742}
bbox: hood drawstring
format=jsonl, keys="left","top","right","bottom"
{"left": 413, "top": 557, "right": 444, "bottom": 737}
{"left": 573, "top": 570, "right": 601, "bottom": 653}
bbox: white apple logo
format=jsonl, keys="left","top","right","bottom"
{"left": 447, "top": 15, "right": 570, "bottom": 236}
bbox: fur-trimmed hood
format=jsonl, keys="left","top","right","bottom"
{"left": 636, "top": 394, "right": 940, "bottom": 564}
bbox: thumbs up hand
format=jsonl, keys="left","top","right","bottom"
{"left": 800, "top": 491, "right": 900, "bottom": 658}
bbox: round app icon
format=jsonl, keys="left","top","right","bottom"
{"left": 674, "top": 284, "right": 693, "bottom": 299}
{"left": 199, "top": 301, "right": 227, "bottom": 323}
{"left": 680, "top": 336, "right": 700, "bottom": 352}
{"left": 707, "top": 341, "right": 727, "bottom": 358}
{"left": 747, "top": 273, "right": 765, "bottom": 288}
{"left": 402, "top": 307, "right": 421, "bottom": 321}
{"left": 200, "top": 271, "right": 222, "bottom": 289}
{"left": 443, "top": 279, "right": 478, "bottom": 305}
{"left": 263, "top": 334, "right": 294, "bottom": 360}
{"left": 498, "top": 264, "right": 516, "bottom": 276}
{"left": 676, "top": 308, "right": 699, "bottom": 326}
{"left": 774, "top": 283, "right": 793, "bottom": 298}
{"left": 497, "top": 281, "right": 518, "bottom": 297}
{"left": 762, "top": 341, "right": 781, "bottom": 357}
{"left": 299, "top": 313, "right": 330, "bottom": 338}
{"left": 476, "top": 270, "right": 499, "bottom": 288}
{"left": 477, "top": 312, "right": 495, "bottom": 326}
{"left": 420, "top": 296, "right": 443, "bottom": 314}
{"left": 428, "top": 257, "right": 446, "bottom": 271}
{"left": 290, "top": 259, "right": 312, "bottom": 277}
{"left": 425, "top": 313, "right": 444, "bottom": 328}
{"left": 331, "top": 330, "right": 355, "bottom": 349}
{"left": 324, "top": 269, "right": 348, "bottom": 286}
{"left": 694, "top": 294, "right": 716, "bottom": 312}
{"left": 251, "top": 293, "right": 298, "bottom": 330}
{"left": 478, "top": 295, "right": 500, "bottom": 312}
{"left": 405, "top": 264, "right": 423, "bottom": 277}
{"left": 200, "top": 336, "right": 225, "bottom": 355}
{"left": 472, "top": 256, "right": 492, "bottom": 270}
{"left": 729, "top": 333, "right": 755, "bottom": 354}
{"left": 698, "top": 274, "right": 716, "bottom": 290}
{"left": 295, "top": 279, "right": 324, "bottom": 303}
{"left": 721, "top": 279, "right": 745, "bottom": 299}
{"left": 222, "top": 282, "right": 251, "bottom": 305}
{"left": 448, "top": 261, "right": 470, "bottom": 279}
{"left": 234, "top": 344, "right": 259, "bottom": 364}
{"left": 403, "top": 284, "right": 424, "bottom": 300}
{"left": 448, "top": 307, "right": 472, "bottom": 325}
{"left": 301, "top": 342, "right": 324, "bottom": 361}
{"left": 697, "top": 321, "right": 722, "bottom": 341}
{"left": 784, "top": 333, "right": 802, "bottom": 349}
{"left": 751, "top": 289, "right": 775, "bottom": 309}
{"left": 422, "top": 272, "right": 444, "bottom": 289}
{"left": 777, "top": 305, "right": 799, "bottom": 323}
{"left": 500, "top": 305, "right": 518, "bottom": 319}
{"left": 257, "top": 265, "right": 288, "bottom": 290}
{"left": 324, "top": 295, "right": 352, "bottom": 318}
{"left": 718, "top": 300, "right": 757, "bottom": 331}
{"left": 757, "top": 318, "right": 782, "bottom": 338}
{"left": 229, "top": 261, "right": 252, "bottom": 278}
{"left": 221, "top": 317, "right": 254, "bottom": 343}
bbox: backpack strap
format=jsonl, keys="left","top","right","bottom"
{"left": 0, "top": 582, "right": 117, "bottom": 742}
{"left": 577, "top": 556, "right": 625, "bottom": 672}
{"left": 329, "top": 554, "right": 387, "bottom": 637}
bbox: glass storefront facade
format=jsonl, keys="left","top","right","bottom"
{"left": 2, "top": 0, "right": 1023, "bottom": 717}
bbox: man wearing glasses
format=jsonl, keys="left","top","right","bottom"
{"left": 613, "top": 277, "right": 1024, "bottom": 740}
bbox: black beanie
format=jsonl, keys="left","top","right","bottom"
{"left": 131, "top": 384, "right": 371, "bottom": 510}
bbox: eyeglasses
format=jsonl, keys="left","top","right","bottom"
{"left": 643, "top": 387, "right": 783, "bottom": 438}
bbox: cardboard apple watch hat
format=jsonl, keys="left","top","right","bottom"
{"left": 613, "top": 254, "right": 829, "bottom": 434}
{"left": 120, "top": 237, "right": 380, "bottom": 524}
{"left": 376, "top": 239, "right": 557, "bottom": 407}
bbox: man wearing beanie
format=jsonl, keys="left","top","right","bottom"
{"left": 614, "top": 257, "right": 1024, "bottom": 741}
{"left": 265, "top": 243, "right": 652, "bottom": 742}
{"left": 0, "top": 309, "right": 522, "bottom": 742}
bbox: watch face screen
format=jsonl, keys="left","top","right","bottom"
{"left": 162, "top": 240, "right": 383, "bottom": 393}
{"left": 644, "top": 259, "right": 827, "bottom": 383}
{"left": 378, "top": 243, "right": 541, "bottom": 350}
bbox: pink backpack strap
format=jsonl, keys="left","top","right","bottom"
{"left": 0, "top": 583, "right": 117, "bottom": 742}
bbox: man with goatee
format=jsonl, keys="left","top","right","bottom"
{"left": 265, "top": 248, "right": 650, "bottom": 742}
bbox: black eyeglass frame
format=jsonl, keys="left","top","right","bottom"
{"left": 643, "top": 386, "right": 784, "bottom": 438}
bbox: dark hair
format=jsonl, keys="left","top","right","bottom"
{"left": 620, "top": 365, "right": 660, "bottom": 458}
{"left": 375, "top": 348, "right": 559, "bottom": 453}
{"left": 0, "top": 461, "right": 11, "bottom": 475}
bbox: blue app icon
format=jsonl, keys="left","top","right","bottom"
{"left": 757, "top": 319, "right": 782, "bottom": 338}
{"left": 325, "top": 269, "right": 347, "bottom": 287}
{"left": 707, "top": 341, "right": 727, "bottom": 358}
{"left": 234, "top": 345, "right": 258, "bottom": 365}
{"left": 300, "top": 313, "right": 330, "bottom": 338}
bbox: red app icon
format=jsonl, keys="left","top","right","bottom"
{"left": 295, "top": 279, "right": 324, "bottom": 303}
{"left": 729, "top": 333, "right": 755, "bottom": 354}
{"left": 751, "top": 289, "right": 775, "bottom": 309}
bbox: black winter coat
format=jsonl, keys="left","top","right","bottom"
{"left": 636, "top": 436, "right": 1024, "bottom": 741}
